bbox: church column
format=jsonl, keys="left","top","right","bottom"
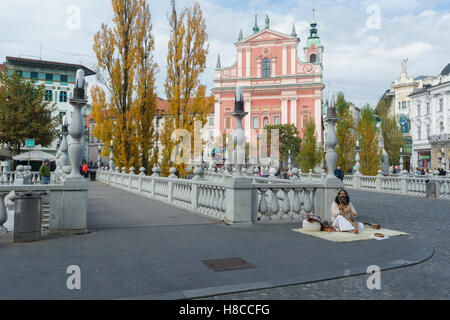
{"left": 282, "top": 45, "right": 287, "bottom": 75}
{"left": 256, "top": 57, "right": 261, "bottom": 78}
{"left": 290, "top": 98, "right": 297, "bottom": 127}
{"left": 238, "top": 48, "right": 243, "bottom": 78}
{"left": 244, "top": 98, "right": 252, "bottom": 142}
{"left": 246, "top": 48, "right": 251, "bottom": 77}
{"left": 314, "top": 96, "right": 322, "bottom": 143}
{"left": 291, "top": 45, "right": 296, "bottom": 75}
{"left": 281, "top": 97, "right": 288, "bottom": 124}
{"left": 214, "top": 98, "right": 221, "bottom": 137}
{"left": 272, "top": 57, "right": 276, "bottom": 77}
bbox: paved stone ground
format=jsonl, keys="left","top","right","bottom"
{"left": 0, "top": 184, "right": 445, "bottom": 299}
{"left": 201, "top": 190, "right": 450, "bottom": 300}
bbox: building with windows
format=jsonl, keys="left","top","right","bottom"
{"left": 410, "top": 62, "right": 450, "bottom": 170}
{"left": 211, "top": 12, "right": 325, "bottom": 152}
{"left": 4, "top": 56, "right": 96, "bottom": 155}
{"left": 381, "top": 59, "right": 437, "bottom": 169}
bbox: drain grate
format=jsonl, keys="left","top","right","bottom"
{"left": 202, "top": 257, "right": 256, "bottom": 272}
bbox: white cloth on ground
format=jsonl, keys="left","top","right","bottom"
{"left": 333, "top": 215, "right": 364, "bottom": 232}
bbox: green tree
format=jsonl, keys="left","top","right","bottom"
{"left": 357, "top": 105, "right": 380, "bottom": 175}
{"left": 375, "top": 96, "right": 405, "bottom": 166}
{"left": 296, "top": 119, "right": 322, "bottom": 172}
{"left": 264, "top": 123, "right": 301, "bottom": 168}
{"left": 0, "top": 70, "right": 58, "bottom": 155}
{"left": 335, "top": 92, "right": 356, "bottom": 173}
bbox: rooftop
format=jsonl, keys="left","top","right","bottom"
{"left": 440, "top": 63, "right": 450, "bottom": 76}
{"left": 5, "top": 56, "right": 96, "bottom": 76}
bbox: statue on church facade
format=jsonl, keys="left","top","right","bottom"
{"left": 402, "top": 58, "right": 408, "bottom": 75}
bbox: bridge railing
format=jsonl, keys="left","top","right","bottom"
{"left": 97, "top": 168, "right": 328, "bottom": 224}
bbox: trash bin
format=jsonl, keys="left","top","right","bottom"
{"left": 13, "top": 192, "right": 42, "bottom": 242}
{"left": 90, "top": 169, "right": 97, "bottom": 181}
{"left": 425, "top": 179, "right": 436, "bottom": 198}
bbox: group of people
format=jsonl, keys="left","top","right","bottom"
{"left": 38, "top": 158, "right": 97, "bottom": 184}
{"left": 414, "top": 167, "right": 447, "bottom": 176}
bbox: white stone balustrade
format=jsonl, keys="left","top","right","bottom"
{"left": 97, "top": 168, "right": 328, "bottom": 224}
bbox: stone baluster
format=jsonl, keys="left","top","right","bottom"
{"left": 259, "top": 189, "right": 269, "bottom": 221}
{"left": 139, "top": 167, "right": 146, "bottom": 176}
{"left": 303, "top": 189, "right": 312, "bottom": 214}
{"left": 269, "top": 188, "right": 280, "bottom": 217}
{"left": 281, "top": 189, "right": 291, "bottom": 216}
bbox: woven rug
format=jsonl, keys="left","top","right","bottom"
{"left": 292, "top": 227, "right": 409, "bottom": 243}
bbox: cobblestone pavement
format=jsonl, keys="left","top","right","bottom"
{"left": 201, "top": 190, "right": 450, "bottom": 300}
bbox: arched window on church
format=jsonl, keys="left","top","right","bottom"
{"left": 310, "top": 54, "right": 316, "bottom": 63}
{"left": 262, "top": 58, "right": 271, "bottom": 77}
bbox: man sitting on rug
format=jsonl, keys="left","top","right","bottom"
{"left": 331, "top": 189, "right": 364, "bottom": 234}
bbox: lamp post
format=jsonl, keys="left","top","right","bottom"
{"left": 355, "top": 140, "right": 361, "bottom": 175}
{"left": 376, "top": 115, "right": 389, "bottom": 175}
{"left": 231, "top": 86, "right": 248, "bottom": 177}
{"left": 288, "top": 149, "right": 291, "bottom": 172}
{"left": 442, "top": 148, "right": 446, "bottom": 171}
{"left": 98, "top": 144, "right": 102, "bottom": 168}
{"left": 109, "top": 139, "right": 115, "bottom": 172}
{"left": 400, "top": 147, "right": 404, "bottom": 173}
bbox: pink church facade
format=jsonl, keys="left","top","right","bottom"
{"left": 211, "top": 14, "right": 325, "bottom": 147}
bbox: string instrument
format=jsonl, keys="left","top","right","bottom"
{"left": 337, "top": 194, "right": 351, "bottom": 214}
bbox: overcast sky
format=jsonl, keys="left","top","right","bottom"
{"left": 1, "top": 0, "right": 449, "bottom": 107}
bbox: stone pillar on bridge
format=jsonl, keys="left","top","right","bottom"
{"left": 322, "top": 95, "right": 344, "bottom": 221}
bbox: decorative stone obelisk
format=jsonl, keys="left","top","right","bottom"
{"left": 377, "top": 121, "right": 389, "bottom": 175}
{"left": 231, "top": 86, "right": 247, "bottom": 178}
{"left": 109, "top": 140, "right": 115, "bottom": 172}
{"left": 322, "top": 94, "right": 344, "bottom": 221}
{"left": 355, "top": 140, "right": 361, "bottom": 175}
{"left": 225, "top": 86, "right": 254, "bottom": 225}
{"left": 67, "top": 69, "right": 87, "bottom": 180}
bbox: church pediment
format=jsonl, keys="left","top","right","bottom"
{"left": 240, "top": 29, "right": 297, "bottom": 44}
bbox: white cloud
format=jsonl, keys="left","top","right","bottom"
{"left": 0, "top": 0, "right": 449, "bottom": 108}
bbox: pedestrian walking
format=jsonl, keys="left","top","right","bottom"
{"left": 39, "top": 158, "right": 51, "bottom": 184}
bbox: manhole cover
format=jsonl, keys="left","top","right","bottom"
{"left": 202, "top": 257, "right": 256, "bottom": 272}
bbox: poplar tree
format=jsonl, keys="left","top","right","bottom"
{"left": 357, "top": 105, "right": 380, "bottom": 175}
{"left": 91, "top": 0, "right": 157, "bottom": 171}
{"left": 159, "top": 0, "right": 214, "bottom": 176}
{"left": 335, "top": 92, "right": 356, "bottom": 174}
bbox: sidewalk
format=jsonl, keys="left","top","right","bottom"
{"left": 0, "top": 182, "right": 433, "bottom": 300}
